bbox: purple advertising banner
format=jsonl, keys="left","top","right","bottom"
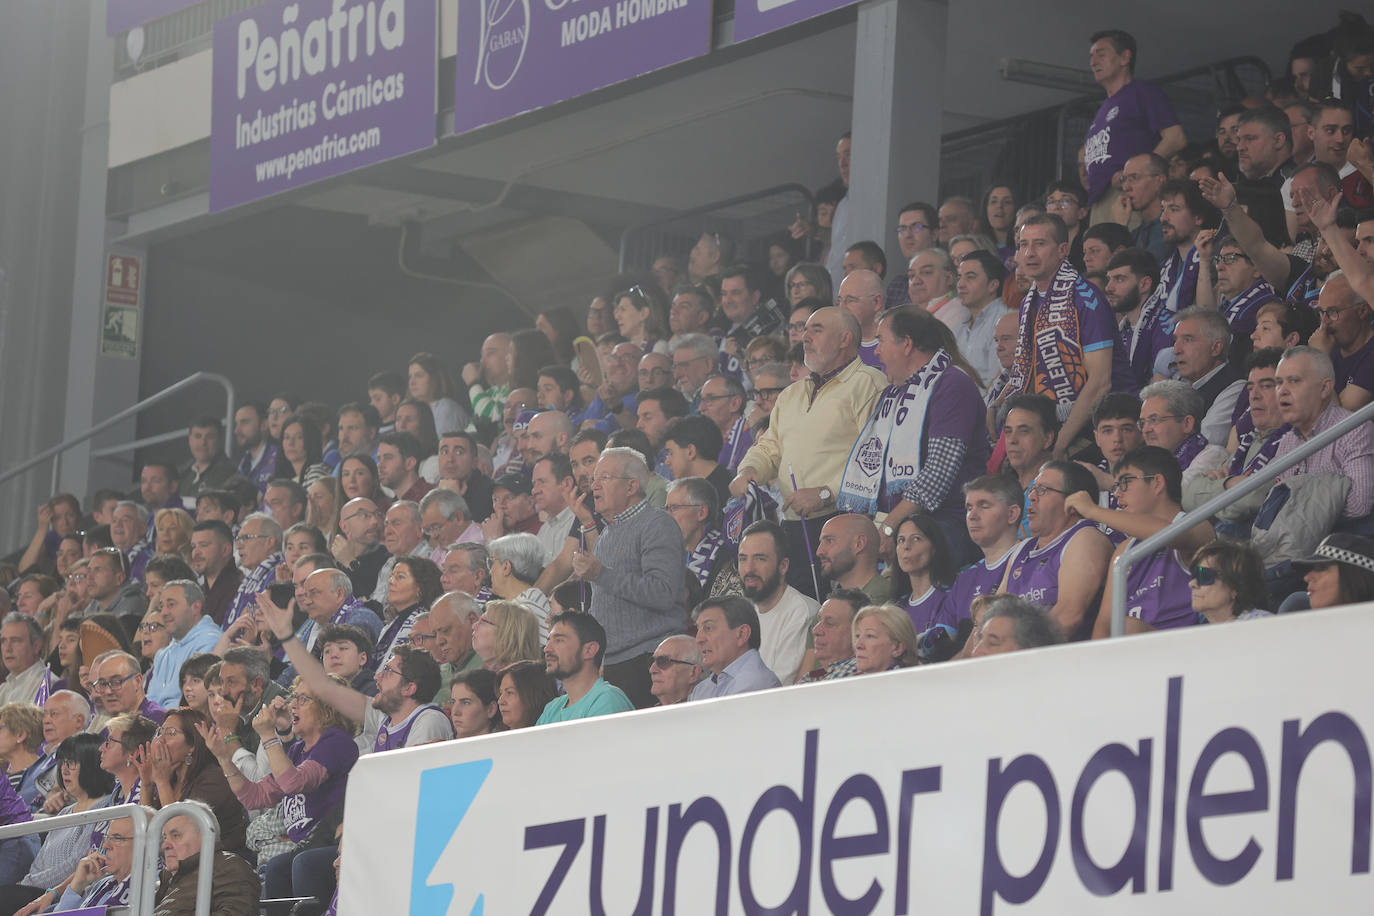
{"left": 732, "top": 0, "right": 859, "bottom": 43}
{"left": 209, "top": 0, "right": 437, "bottom": 213}
{"left": 107, "top": 0, "right": 203, "bottom": 35}
{"left": 453, "top": 0, "right": 712, "bottom": 135}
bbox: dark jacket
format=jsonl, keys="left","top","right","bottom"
{"left": 154, "top": 850, "right": 260, "bottom": 916}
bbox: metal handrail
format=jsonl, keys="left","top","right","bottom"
{"left": 138, "top": 801, "right": 219, "bottom": 916}
{"left": 0, "top": 371, "right": 234, "bottom": 497}
{"left": 0, "top": 802, "right": 150, "bottom": 909}
{"left": 1111, "top": 399, "right": 1374, "bottom": 635}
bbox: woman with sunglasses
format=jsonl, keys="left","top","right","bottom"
{"left": 202, "top": 677, "right": 359, "bottom": 897}
{"left": 136, "top": 707, "right": 247, "bottom": 857}
{"left": 1188, "top": 540, "right": 1273, "bottom": 623}
{"left": 0, "top": 734, "right": 115, "bottom": 915}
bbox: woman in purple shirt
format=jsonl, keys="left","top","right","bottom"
{"left": 891, "top": 515, "right": 961, "bottom": 636}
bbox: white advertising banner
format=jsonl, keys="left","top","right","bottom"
{"left": 340, "top": 604, "right": 1374, "bottom": 914}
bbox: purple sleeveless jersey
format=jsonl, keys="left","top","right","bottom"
{"left": 1005, "top": 520, "right": 1096, "bottom": 608}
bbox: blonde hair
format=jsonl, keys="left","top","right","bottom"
{"left": 292, "top": 674, "right": 357, "bottom": 735}
{"left": 852, "top": 604, "right": 919, "bottom": 668}
{"left": 153, "top": 508, "right": 195, "bottom": 559}
{"left": 479, "top": 600, "right": 542, "bottom": 669}
{"left": 0, "top": 703, "right": 43, "bottom": 753}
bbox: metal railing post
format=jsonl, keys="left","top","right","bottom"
{"left": 1112, "top": 400, "right": 1374, "bottom": 635}
{"left": 140, "top": 801, "right": 219, "bottom": 916}
{"left": 0, "top": 804, "right": 150, "bottom": 911}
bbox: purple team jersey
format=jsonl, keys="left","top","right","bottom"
{"left": 947, "top": 546, "right": 1019, "bottom": 618}
{"left": 1124, "top": 539, "right": 1196, "bottom": 631}
{"left": 858, "top": 340, "right": 884, "bottom": 371}
{"left": 1083, "top": 80, "right": 1181, "bottom": 203}
{"left": 898, "top": 587, "right": 959, "bottom": 634}
{"left": 283, "top": 727, "right": 358, "bottom": 844}
{"left": 1005, "top": 520, "right": 1097, "bottom": 608}
{"left": 1332, "top": 334, "right": 1374, "bottom": 397}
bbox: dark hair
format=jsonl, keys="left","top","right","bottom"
{"left": 957, "top": 249, "right": 1007, "bottom": 284}
{"left": 1042, "top": 460, "right": 1099, "bottom": 503}
{"left": 1159, "top": 179, "right": 1221, "bottom": 228}
{"left": 408, "top": 352, "right": 456, "bottom": 402}
{"left": 550, "top": 579, "right": 591, "bottom": 614}
{"left": 396, "top": 398, "right": 439, "bottom": 457}
{"left": 368, "top": 371, "right": 406, "bottom": 397}
{"left": 393, "top": 556, "right": 444, "bottom": 609}
{"left": 195, "top": 491, "right": 240, "bottom": 524}
{"left": 1113, "top": 444, "right": 1183, "bottom": 505}
{"left": 266, "top": 478, "right": 308, "bottom": 514}
{"left": 534, "top": 451, "right": 575, "bottom": 485}
{"left": 279, "top": 414, "right": 324, "bottom": 474}
{"left": 1089, "top": 29, "right": 1137, "bottom": 73}
{"left": 605, "top": 428, "right": 655, "bottom": 469}
{"left": 569, "top": 428, "right": 608, "bottom": 453}
{"left": 1237, "top": 105, "right": 1292, "bottom": 146}
{"left": 496, "top": 660, "right": 558, "bottom": 729}
{"left": 510, "top": 329, "right": 558, "bottom": 391}
{"left": 898, "top": 201, "right": 938, "bottom": 227}
{"left": 145, "top": 554, "right": 196, "bottom": 584}
{"left": 338, "top": 453, "right": 385, "bottom": 502}
{"left": 378, "top": 431, "right": 423, "bottom": 465}
{"left": 319, "top": 623, "right": 374, "bottom": 661}
{"left": 978, "top": 184, "right": 1017, "bottom": 240}
{"left": 1291, "top": 160, "right": 1344, "bottom": 196}
{"left": 663, "top": 415, "right": 724, "bottom": 461}
{"left": 823, "top": 587, "right": 870, "bottom": 619}
{"left": 190, "top": 519, "right": 234, "bottom": 547}
{"left": 83, "top": 526, "right": 114, "bottom": 551}
{"left": 1092, "top": 392, "right": 1142, "bottom": 427}
{"left": 1246, "top": 346, "right": 1286, "bottom": 372}
{"left": 1082, "top": 221, "right": 1134, "bottom": 252}
{"left": 90, "top": 546, "right": 130, "bottom": 579}
{"left": 188, "top": 416, "right": 223, "bottom": 436}
{"left": 537, "top": 308, "right": 581, "bottom": 365}
{"left": 283, "top": 524, "right": 328, "bottom": 555}
{"left": 740, "top": 519, "right": 788, "bottom": 561}
{"left": 1004, "top": 394, "right": 1061, "bottom": 442}
{"left": 56, "top": 734, "right": 115, "bottom": 799}
{"left": 636, "top": 386, "right": 690, "bottom": 419}
{"left": 391, "top": 644, "right": 441, "bottom": 707}
{"left": 450, "top": 668, "right": 504, "bottom": 731}
{"left": 692, "top": 596, "right": 763, "bottom": 650}
{"left": 549, "top": 610, "right": 609, "bottom": 668}
{"left": 537, "top": 366, "right": 584, "bottom": 410}
{"left": 845, "top": 241, "right": 887, "bottom": 277}
{"left": 1043, "top": 180, "right": 1086, "bottom": 207}
{"left": 1190, "top": 540, "right": 1270, "bottom": 615}
{"left": 1106, "top": 247, "right": 1162, "bottom": 284}
{"left": 178, "top": 654, "right": 221, "bottom": 705}
{"left": 337, "top": 401, "right": 382, "bottom": 431}
{"left": 1019, "top": 213, "right": 1068, "bottom": 244}
{"left": 892, "top": 513, "right": 957, "bottom": 592}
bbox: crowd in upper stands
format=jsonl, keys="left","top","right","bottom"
{"left": 0, "top": 15, "right": 1371, "bottom": 914}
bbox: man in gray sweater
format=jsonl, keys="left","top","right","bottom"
{"left": 571, "top": 447, "right": 686, "bottom": 708}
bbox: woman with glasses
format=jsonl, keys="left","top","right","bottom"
{"left": 137, "top": 607, "right": 171, "bottom": 676}
{"left": 203, "top": 677, "right": 358, "bottom": 898}
{"left": 1188, "top": 540, "right": 1273, "bottom": 623}
{"left": 783, "top": 263, "right": 832, "bottom": 309}
{"left": 136, "top": 707, "right": 247, "bottom": 856}
{"left": 495, "top": 660, "right": 557, "bottom": 730}
{"left": 0, "top": 734, "right": 115, "bottom": 915}
{"left": 471, "top": 600, "right": 542, "bottom": 673}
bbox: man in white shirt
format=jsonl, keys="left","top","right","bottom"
{"left": 737, "top": 521, "right": 818, "bottom": 684}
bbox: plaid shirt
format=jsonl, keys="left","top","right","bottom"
{"left": 799, "top": 656, "right": 859, "bottom": 683}
{"left": 1275, "top": 402, "right": 1374, "bottom": 519}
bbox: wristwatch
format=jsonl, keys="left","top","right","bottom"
{"left": 818, "top": 487, "right": 833, "bottom": 504}
{"left": 880, "top": 522, "right": 895, "bottom": 538}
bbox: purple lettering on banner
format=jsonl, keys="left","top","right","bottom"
{"left": 453, "top": 0, "right": 712, "bottom": 135}
{"left": 732, "top": 0, "right": 860, "bottom": 43}
{"left": 107, "top": 0, "right": 203, "bottom": 35}
{"left": 209, "top": 0, "right": 437, "bottom": 213}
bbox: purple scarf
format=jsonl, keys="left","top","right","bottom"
{"left": 718, "top": 415, "right": 754, "bottom": 470}
{"left": 1174, "top": 433, "right": 1207, "bottom": 470}
{"left": 686, "top": 528, "right": 730, "bottom": 588}
{"left": 1229, "top": 417, "right": 1290, "bottom": 476}
{"left": 723, "top": 481, "right": 779, "bottom": 546}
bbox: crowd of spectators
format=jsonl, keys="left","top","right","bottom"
{"left": 0, "top": 16, "right": 1371, "bottom": 913}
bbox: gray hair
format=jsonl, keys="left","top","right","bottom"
{"left": 752, "top": 361, "right": 791, "bottom": 385}
{"left": 1139, "top": 379, "right": 1205, "bottom": 425}
{"left": 706, "top": 373, "right": 746, "bottom": 402}
{"left": 1326, "top": 270, "right": 1369, "bottom": 307}
{"left": 241, "top": 512, "right": 283, "bottom": 549}
{"left": 667, "top": 476, "right": 720, "bottom": 529}
{"left": 488, "top": 533, "right": 545, "bottom": 584}
{"left": 981, "top": 595, "right": 1063, "bottom": 650}
{"left": 601, "top": 446, "right": 650, "bottom": 492}
{"left": 911, "top": 247, "right": 955, "bottom": 273}
{"left": 319, "top": 568, "right": 354, "bottom": 597}
{"left": 47, "top": 689, "right": 91, "bottom": 722}
{"left": 658, "top": 633, "right": 702, "bottom": 667}
{"left": 1280, "top": 345, "right": 1336, "bottom": 381}
{"left": 114, "top": 501, "right": 149, "bottom": 525}
{"left": 1173, "top": 306, "right": 1232, "bottom": 347}
{"left": 163, "top": 579, "right": 205, "bottom": 607}
{"left": 93, "top": 651, "right": 141, "bottom": 679}
{"left": 436, "top": 590, "right": 480, "bottom": 619}
{"left": 784, "top": 262, "right": 833, "bottom": 304}
{"left": 222, "top": 646, "right": 271, "bottom": 684}
{"left": 447, "top": 542, "right": 490, "bottom": 572}
{"left": 669, "top": 333, "right": 718, "bottom": 362}
{"left": 162, "top": 798, "right": 220, "bottom": 840}
{"left": 0, "top": 613, "right": 42, "bottom": 646}
{"left": 387, "top": 500, "right": 422, "bottom": 526}
{"left": 947, "top": 233, "right": 999, "bottom": 255}
{"left": 420, "top": 488, "right": 470, "bottom": 522}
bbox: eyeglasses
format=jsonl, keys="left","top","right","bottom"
{"left": 1137, "top": 414, "right": 1182, "bottom": 429}
{"left": 649, "top": 655, "right": 696, "bottom": 670}
{"left": 698, "top": 394, "right": 734, "bottom": 403}
{"left": 90, "top": 672, "right": 138, "bottom": 693}
{"left": 341, "top": 509, "right": 381, "bottom": 522}
{"left": 1212, "top": 252, "right": 1251, "bottom": 266}
{"left": 287, "top": 693, "right": 315, "bottom": 707}
{"left": 102, "top": 833, "right": 132, "bottom": 847}
{"left": 421, "top": 523, "right": 448, "bottom": 537}
{"left": 663, "top": 503, "right": 701, "bottom": 514}
{"left": 1045, "top": 198, "right": 1078, "bottom": 210}
{"left": 896, "top": 222, "right": 930, "bottom": 235}
{"left": 139, "top": 621, "right": 165, "bottom": 634}
{"left": 1189, "top": 565, "right": 1220, "bottom": 587}
{"left": 1110, "top": 474, "right": 1158, "bottom": 495}
{"left": 473, "top": 616, "right": 494, "bottom": 629}
{"left": 754, "top": 387, "right": 786, "bottom": 398}
{"left": 154, "top": 726, "right": 183, "bottom": 738}
{"left": 407, "top": 632, "right": 436, "bottom": 645}
{"left": 787, "top": 280, "right": 815, "bottom": 292}
{"left": 268, "top": 406, "right": 291, "bottom": 417}
{"left": 377, "top": 664, "right": 404, "bottom": 680}
{"left": 1317, "top": 304, "right": 1352, "bottom": 320}
{"left": 1028, "top": 483, "right": 1068, "bottom": 498}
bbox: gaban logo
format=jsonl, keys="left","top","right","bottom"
{"left": 411, "top": 759, "right": 493, "bottom": 916}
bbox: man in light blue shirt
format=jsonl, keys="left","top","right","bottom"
{"left": 536, "top": 612, "right": 634, "bottom": 724}
{"left": 688, "top": 596, "right": 781, "bottom": 701}
{"left": 146, "top": 579, "right": 221, "bottom": 708}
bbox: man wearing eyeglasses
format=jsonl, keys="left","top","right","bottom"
{"left": 332, "top": 498, "right": 388, "bottom": 599}
{"left": 1067, "top": 445, "right": 1213, "bottom": 638}
{"left": 88, "top": 651, "right": 165, "bottom": 726}
{"left": 884, "top": 202, "right": 937, "bottom": 309}
{"left": 836, "top": 269, "right": 886, "bottom": 371}
{"left": 222, "top": 513, "right": 283, "bottom": 631}
{"left": 1136, "top": 380, "right": 1230, "bottom": 487}
{"left": 1196, "top": 236, "right": 1277, "bottom": 342}
{"left": 647, "top": 635, "right": 702, "bottom": 706}
{"left": 1311, "top": 272, "right": 1374, "bottom": 411}
{"left": 1000, "top": 461, "right": 1113, "bottom": 640}
{"left": 145, "top": 579, "right": 221, "bottom": 708}
{"left": 669, "top": 333, "right": 718, "bottom": 407}
{"left": 697, "top": 375, "right": 753, "bottom": 472}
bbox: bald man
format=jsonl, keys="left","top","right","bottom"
{"left": 732, "top": 307, "right": 887, "bottom": 597}
{"left": 332, "top": 497, "right": 390, "bottom": 598}
{"left": 648, "top": 634, "right": 703, "bottom": 706}
{"left": 837, "top": 269, "right": 886, "bottom": 370}
{"left": 466, "top": 332, "right": 514, "bottom": 424}
{"left": 814, "top": 513, "right": 892, "bottom": 603}
{"left": 521, "top": 410, "right": 574, "bottom": 466}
